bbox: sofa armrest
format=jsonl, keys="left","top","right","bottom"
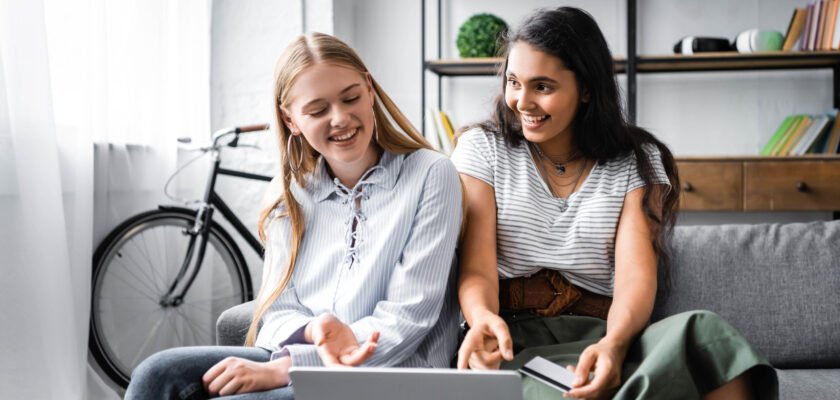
{"left": 216, "top": 301, "right": 256, "bottom": 346}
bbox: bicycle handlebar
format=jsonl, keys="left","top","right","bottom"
{"left": 235, "top": 124, "right": 271, "bottom": 133}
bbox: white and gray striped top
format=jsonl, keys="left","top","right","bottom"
{"left": 450, "top": 128, "right": 670, "bottom": 296}
{"left": 254, "top": 149, "right": 462, "bottom": 368}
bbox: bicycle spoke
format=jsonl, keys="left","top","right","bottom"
{"left": 130, "top": 312, "right": 168, "bottom": 368}
{"left": 174, "top": 307, "right": 213, "bottom": 344}
{"left": 135, "top": 231, "right": 166, "bottom": 292}
{"left": 100, "top": 265, "right": 161, "bottom": 304}
{"left": 141, "top": 230, "right": 168, "bottom": 291}
{"left": 109, "top": 309, "right": 163, "bottom": 357}
{"left": 167, "top": 309, "right": 187, "bottom": 348}
{"left": 117, "top": 244, "right": 166, "bottom": 295}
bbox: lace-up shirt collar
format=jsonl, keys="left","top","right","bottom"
{"left": 310, "top": 149, "right": 403, "bottom": 203}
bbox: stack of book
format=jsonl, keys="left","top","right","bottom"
{"left": 761, "top": 110, "right": 840, "bottom": 156}
{"left": 782, "top": 1, "right": 840, "bottom": 51}
{"left": 424, "top": 108, "right": 457, "bottom": 155}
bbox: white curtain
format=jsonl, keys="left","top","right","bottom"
{"left": 0, "top": 0, "right": 210, "bottom": 398}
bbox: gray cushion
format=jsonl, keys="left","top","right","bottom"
{"left": 653, "top": 221, "right": 840, "bottom": 368}
{"left": 777, "top": 369, "right": 840, "bottom": 399}
{"left": 216, "top": 301, "right": 256, "bottom": 346}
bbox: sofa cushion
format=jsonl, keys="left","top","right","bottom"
{"left": 777, "top": 369, "right": 840, "bottom": 400}
{"left": 652, "top": 221, "right": 840, "bottom": 368}
{"left": 216, "top": 301, "right": 256, "bottom": 346}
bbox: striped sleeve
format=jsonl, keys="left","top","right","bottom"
{"left": 450, "top": 128, "right": 495, "bottom": 187}
{"left": 627, "top": 143, "right": 671, "bottom": 193}
{"left": 348, "top": 158, "right": 462, "bottom": 366}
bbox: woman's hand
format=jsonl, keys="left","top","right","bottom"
{"left": 202, "top": 355, "right": 290, "bottom": 397}
{"left": 564, "top": 339, "right": 625, "bottom": 399}
{"left": 456, "top": 310, "right": 514, "bottom": 370}
{"left": 310, "top": 313, "right": 379, "bottom": 366}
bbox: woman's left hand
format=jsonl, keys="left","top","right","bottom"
{"left": 310, "top": 313, "right": 380, "bottom": 366}
{"left": 564, "top": 339, "right": 625, "bottom": 399}
{"left": 202, "top": 355, "right": 291, "bottom": 396}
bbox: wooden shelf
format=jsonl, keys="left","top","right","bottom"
{"left": 676, "top": 155, "right": 840, "bottom": 162}
{"left": 638, "top": 51, "right": 840, "bottom": 73}
{"left": 425, "top": 52, "right": 840, "bottom": 76}
{"left": 425, "top": 58, "right": 627, "bottom": 76}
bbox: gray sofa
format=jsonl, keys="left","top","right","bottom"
{"left": 217, "top": 221, "right": 840, "bottom": 399}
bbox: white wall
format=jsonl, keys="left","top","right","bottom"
{"left": 340, "top": 0, "right": 834, "bottom": 224}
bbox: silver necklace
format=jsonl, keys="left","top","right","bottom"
{"left": 529, "top": 142, "right": 582, "bottom": 175}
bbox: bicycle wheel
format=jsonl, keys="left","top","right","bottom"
{"left": 90, "top": 207, "right": 253, "bottom": 388}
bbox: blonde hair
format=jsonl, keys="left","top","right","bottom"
{"left": 245, "top": 33, "right": 433, "bottom": 346}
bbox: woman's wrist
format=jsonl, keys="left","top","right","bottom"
{"left": 467, "top": 307, "right": 498, "bottom": 326}
{"left": 268, "top": 356, "right": 293, "bottom": 386}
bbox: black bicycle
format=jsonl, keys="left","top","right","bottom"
{"left": 89, "top": 124, "right": 272, "bottom": 388}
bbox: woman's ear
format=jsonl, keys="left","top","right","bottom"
{"left": 280, "top": 107, "right": 299, "bottom": 135}
{"left": 364, "top": 72, "right": 375, "bottom": 106}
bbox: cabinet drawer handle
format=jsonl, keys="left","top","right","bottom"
{"left": 796, "top": 182, "right": 809, "bottom": 192}
{"left": 682, "top": 182, "right": 693, "bottom": 193}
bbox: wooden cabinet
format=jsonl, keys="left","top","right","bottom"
{"left": 744, "top": 160, "right": 840, "bottom": 211}
{"left": 677, "top": 157, "right": 840, "bottom": 211}
{"left": 677, "top": 161, "right": 742, "bottom": 211}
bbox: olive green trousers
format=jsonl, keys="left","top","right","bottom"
{"left": 500, "top": 310, "right": 778, "bottom": 400}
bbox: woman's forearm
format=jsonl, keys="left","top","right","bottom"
{"left": 458, "top": 272, "right": 500, "bottom": 325}
{"left": 602, "top": 275, "right": 656, "bottom": 352}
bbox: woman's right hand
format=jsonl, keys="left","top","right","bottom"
{"left": 456, "top": 310, "right": 514, "bottom": 370}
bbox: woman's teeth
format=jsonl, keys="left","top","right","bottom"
{"left": 522, "top": 115, "right": 549, "bottom": 124}
{"left": 330, "top": 128, "right": 358, "bottom": 142}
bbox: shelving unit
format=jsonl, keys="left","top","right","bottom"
{"left": 420, "top": 0, "right": 840, "bottom": 215}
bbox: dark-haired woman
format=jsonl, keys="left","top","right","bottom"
{"left": 451, "top": 7, "right": 777, "bottom": 400}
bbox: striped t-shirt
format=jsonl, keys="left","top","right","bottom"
{"left": 450, "top": 128, "right": 670, "bottom": 296}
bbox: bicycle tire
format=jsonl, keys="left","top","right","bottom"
{"left": 89, "top": 207, "right": 254, "bottom": 388}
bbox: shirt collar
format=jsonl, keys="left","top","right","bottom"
{"left": 310, "top": 150, "right": 404, "bottom": 203}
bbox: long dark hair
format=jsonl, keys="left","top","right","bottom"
{"left": 477, "top": 7, "right": 680, "bottom": 284}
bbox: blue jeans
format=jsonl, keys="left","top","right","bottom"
{"left": 125, "top": 346, "right": 295, "bottom": 400}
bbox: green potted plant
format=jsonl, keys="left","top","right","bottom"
{"left": 456, "top": 13, "right": 508, "bottom": 58}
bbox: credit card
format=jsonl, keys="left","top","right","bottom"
{"left": 519, "top": 356, "right": 578, "bottom": 393}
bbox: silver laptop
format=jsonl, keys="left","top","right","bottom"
{"left": 290, "top": 367, "right": 523, "bottom": 400}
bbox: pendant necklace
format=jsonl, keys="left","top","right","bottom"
{"left": 529, "top": 142, "right": 582, "bottom": 175}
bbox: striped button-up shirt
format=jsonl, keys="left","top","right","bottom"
{"left": 254, "top": 149, "right": 462, "bottom": 368}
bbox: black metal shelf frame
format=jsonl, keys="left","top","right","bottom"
{"left": 421, "top": 0, "right": 840, "bottom": 125}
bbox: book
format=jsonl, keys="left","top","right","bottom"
{"left": 761, "top": 115, "right": 798, "bottom": 156}
{"left": 823, "top": 112, "right": 840, "bottom": 153}
{"left": 791, "top": 114, "right": 831, "bottom": 155}
{"left": 816, "top": 0, "right": 828, "bottom": 50}
{"left": 433, "top": 108, "right": 452, "bottom": 155}
{"left": 769, "top": 116, "right": 804, "bottom": 155}
{"left": 777, "top": 116, "right": 813, "bottom": 155}
{"left": 833, "top": 0, "right": 840, "bottom": 49}
{"left": 424, "top": 108, "right": 442, "bottom": 151}
{"left": 809, "top": 1, "right": 821, "bottom": 50}
{"left": 439, "top": 111, "right": 456, "bottom": 145}
{"left": 824, "top": 0, "right": 838, "bottom": 49}
{"left": 801, "top": 3, "right": 813, "bottom": 50}
{"left": 783, "top": 8, "right": 809, "bottom": 51}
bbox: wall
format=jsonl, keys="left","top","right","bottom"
{"left": 340, "top": 0, "right": 834, "bottom": 224}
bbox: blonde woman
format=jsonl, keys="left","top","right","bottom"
{"left": 126, "top": 33, "right": 462, "bottom": 399}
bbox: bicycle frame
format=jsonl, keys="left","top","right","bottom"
{"left": 161, "top": 125, "right": 272, "bottom": 307}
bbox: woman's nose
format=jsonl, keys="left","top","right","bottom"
{"left": 331, "top": 106, "right": 351, "bottom": 128}
{"left": 517, "top": 90, "right": 536, "bottom": 112}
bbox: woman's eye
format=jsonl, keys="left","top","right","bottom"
{"left": 506, "top": 78, "right": 519, "bottom": 87}
{"left": 537, "top": 83, "right": 551, "bottom": 92}
{"left": 344, "top": 96, "right": 360, "bottom": 103}
{"left": 310, "top": 109, "right": 326, "bottom": 116}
